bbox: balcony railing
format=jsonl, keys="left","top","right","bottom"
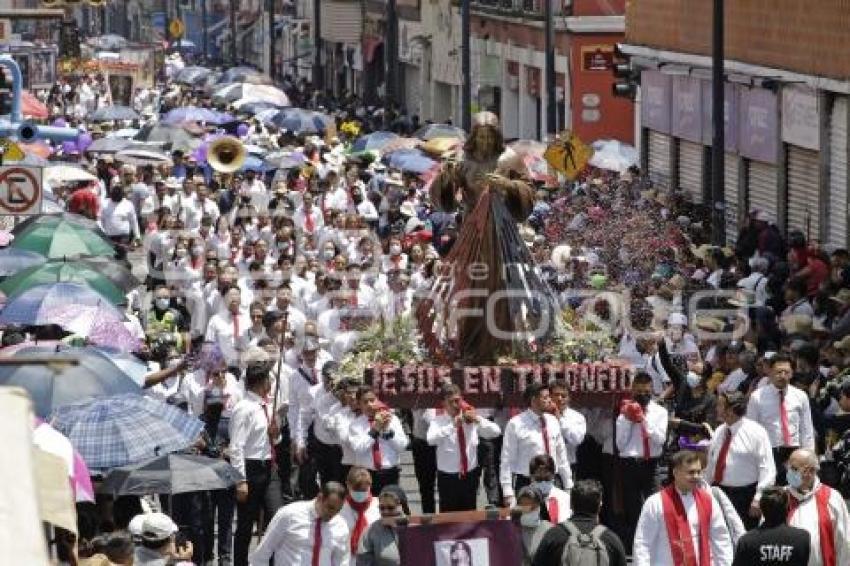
{"left": 468, "top": 0, "right": 571, "bottom": 18}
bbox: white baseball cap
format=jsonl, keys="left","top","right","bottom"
{"left": 139, "top": 512, "right": 179, "bottom": 542}
{"left": 667, "top": 312, "right": 688, "bottom": 327}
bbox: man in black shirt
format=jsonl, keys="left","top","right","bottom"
{"left": 532, "top": 479, "right": 627, "bottom": 566}
{"left": 733, "top": 486, "right": 810, "bottom": 566}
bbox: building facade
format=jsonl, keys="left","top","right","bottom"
{"left": 624, "top": 0, "right": 850, "bottom": 248}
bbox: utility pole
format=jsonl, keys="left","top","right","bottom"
{"left": 201, "top": 0, "right": 208, "bottom": 62}
{"left": 461, "top": 0, "right": 470, "bottom": 131}
{"left": 162, "top": 0, "right": 170, "bottom": 46}
{"left": 386, "top": 0, "right": 399, "bottom": 107}
{"left": 711, "top": 0, "right": 725, "bottom": 245}
{"left": 313, "top": 0, "right": 322, "bottom": 91}
{"left": 229, "top": 0, "right": 238, "bottom": 65}
{"left": 544, "top": 0, "right": 556, "bottom": 138}
{"left": 268, "top": 0, "right": 276, "bottom": 80}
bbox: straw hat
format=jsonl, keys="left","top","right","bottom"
{"left": 782, "top": 314, "right": 813, "bottom": 337}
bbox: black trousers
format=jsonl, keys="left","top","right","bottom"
{"left": 617, "top": 457, "right": 659, "bottom": 553}
{"left": 202, "top": 488, "right": 235, "bottom": 562}
{"left": 314, "top": 435, "right": 344, "bottom": 486}
{"left": 234, "top": 459, "right": 284, "bottom": 566}
{"left": 296, "top": 429, "right": 321, "bottom": 500}
{"left": 718, "top": 483, "right": 758, "bottom": 530}
{"left": 438, "top": 468, "right": 481, "bottom": 512}
{"left": 370, "top": 467, "right": 400, "bottom": 496}
{"left": 478, "top": 435, "right": 503, "bottom": 506}
{"left": 167, "top": 491, "right": 205, "bottom": 565}
{"left": 274, "top": 428, "right": 294, "bottom": 505}
{"left": 411, "top": 437, "right": 437, "bottom": 514}
{"left": 513, "top": 474, "right": 532, "bottom": 495}
{"left": 773, "top": 446, "right": 798, "bottom": 486}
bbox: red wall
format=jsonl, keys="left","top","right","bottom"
{"left": 572, "top": 0, "right": 627, "bottom": 17}
{"left": 568, "top": 33, "right": 634, "bottom": 144}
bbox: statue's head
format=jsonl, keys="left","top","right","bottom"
{"left": 465, "top": 111, "right": 504, "bottom": 162}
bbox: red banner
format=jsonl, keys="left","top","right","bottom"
{"left": 364, "top": 361, "right": 634, "bottom": 408}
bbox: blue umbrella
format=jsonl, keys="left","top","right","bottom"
{"left": 0, "top": 248, "right": 47, "bottom": 276}
{"left": 350, "top": 131, "right": 399, "bottom": 153}
{"left": 385, "top": 149, "right": 437, "bottom": 174}
{"left": 0, "top": 345, "right": 143, "bottom": 417}
{"left": 240, "top": 155, "right": 271, "bottom": 173}
{"left": 217, "top": 66, "right": 273, "bottom": 85}
{"left": 51, "top": 394, "right": 205, "bottom": 470}
{"left": 237, "top": 101, "right": 286, "bottom": 116}
{"left": 271, "top": 108, "right": 333, "bottom": 135}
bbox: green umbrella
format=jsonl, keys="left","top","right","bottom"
{"left": 0, "top": 261, "right": 126, "bottom": 305}
{"left": 11, "top": 217, "right": 115, "bottom": 258}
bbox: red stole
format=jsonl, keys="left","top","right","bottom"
{"left": 788, "top": 485, "right": 836, "bottom": 566}
{"left": 345, "top": 495, "right": 373, "bottom": 554}
{"left": 660, "top": 485, "right": 712, "bottom": 566}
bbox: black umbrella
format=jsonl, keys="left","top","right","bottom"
{"left": 101, "top": 453, "right": 242, "bottom": 495}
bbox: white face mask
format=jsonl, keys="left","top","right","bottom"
{"left": 175, "top": 248, "right": 188, "bottom": 259}
{"left": 532, "top": 480, "right": 554, "bottom": 495}
{"left": 155, "top": 298, "right": 170, "bottom": 310}
{"left": 686, "top": 371, "right": 702, "bottom": 389}
{"left": 520, "top": 510, "right": 540, "bottom": 528}
{"left": 389, "top": 244, "right": 402, "bottom": 256}
{"left": 323, "top": 249, "right": 335, "bottom": 260}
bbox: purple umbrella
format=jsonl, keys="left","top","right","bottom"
{"left": 385, "top": 149, "right": 437, "bottom": 174}
{"left": 163, "top": 106, "right": 234, "bottom": 125}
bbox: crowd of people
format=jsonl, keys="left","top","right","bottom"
{"left": 20, "top": 54, "right": 850, "bottom": 566}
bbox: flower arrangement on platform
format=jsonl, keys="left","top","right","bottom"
{"left": 339, "top": 315, "right": 425, "bottom": 381}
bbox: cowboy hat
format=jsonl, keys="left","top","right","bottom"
{"left": 781, "top": 314, "right": 813, "bottom": 337}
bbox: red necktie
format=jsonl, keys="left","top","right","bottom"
{"left": 261, "top": 401, "right": 277, "bottom": 467}
{"left": 311, "top": 517, "right": 322, "bottom": 566}
{"left": 547, "top": 496, "right": 559, "bottom": 524}
{"left": 369, "top": 418, "right": 383, "bottom": 470}
{"left": 780, "top": 389, "right": 792, "bottom": 446}
{"left": 457, "top": 421, "right": 469, "bottom": 477}
{"left": 392, "top": 256, "right": 400, "bottom": 268}
{"left": 305, "top": 209, "right": 315, "bottom": 233}
{"left": 540, "top": 416, "right": 551, "bottom": 456}
{"left": 712, "top": 427, "right": 733, "bottom": 485}
{"left": 640, "top": 422, "right": 651, "bottom": 460}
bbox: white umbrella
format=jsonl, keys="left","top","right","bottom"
{"left": 232, "top": 85, "right": 291, "bottom": 108}
{"left": 44, "top": 165, "right": 97, "bottom": 185}
{"left": 115, "top": 148, "right": 173, "bottom": 166}
{"left": 589, "top": 139, "right": 639, "bottom": 174}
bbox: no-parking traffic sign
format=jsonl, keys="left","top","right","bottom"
{"left": 0, "top": 166, "right": 43, "bottom": 216}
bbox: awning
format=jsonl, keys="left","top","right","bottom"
{"left": 363, "top": 37, "right": 383, "bottom": 64}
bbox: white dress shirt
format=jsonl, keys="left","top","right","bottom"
{"left": 787, "top": 480, "right": 850, "bottom": 566}
{"left": 349, "top": 413, "right": 409, "bottom": 470}
{"left": 500, "top": 410, "right": 572, "bottom": 498}
{"left": 100, "top": 198, "right": 140, "bottom": 238}
{"left": 717, "top": 368, "right": 749, "bottom": 394}
{"left": 334, "top": 407, "right": 358, "bottom": 465}
{"left": 426, "top": 413, "right": 501, "bottom": 473}
{"left": 297, "top": 384, "right": 342, "bottom": 448}
{"left": 746, "top": 383, "right": 815, "bottom": 449}
{"left": 182, "top": 369, "right": 243, "bottom": 419}
{"left": 633, "top": 488, "right": 734, "bottom": 566}
{"left": 615, "top": 400, "right": 668, "bottom": 458}
{"left": 250, "top": 499, "right": 350, "bottom": 566}
{"left": 293, "top": 206, "right": 324, "bottom": 234}
{"left": 205, "top": 310, "right": 251, "bottom": 366}
{"left": 704, "top": 417, "right": 775, "bottom": 500}
{"left": 558, "top": 407, "right": 587, "bottom": 464}
{"left": 228, "top": 391, "right": 278, "bottom": 478}
{"left": 542, "top": 485, "right": 572, "bottom": 524}
{"left": 339, "top": 497, "right": 380, "bottom": 547}
{"left": 287, "top": 355, "right": 333, "bottom": 435}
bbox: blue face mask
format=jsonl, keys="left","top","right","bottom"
{"left": 786, "top": 469, "right": 803, "bottom": 490}
{"left": 533, "top": 480, "right": 554, "bottom": 495}
{"left": 351, "top": 490, "right": 370, "bottom": 503}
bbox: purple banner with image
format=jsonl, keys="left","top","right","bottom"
{"left": 672, "top": 76, "right": 703, "bottom": 143}
{"left": 701, "top": 81, "right": 739, "bottom": 151}
{"left": 641, "top": 70, "right": 672, "bottom": 134}
{"left": 738, "top": 86, "right": 778, "bottom": 164}
{"left": 399, "top": 519, "right": 522, "bottom": 566}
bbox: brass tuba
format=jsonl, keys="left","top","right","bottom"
{"left": 207, "top": 136, "right": 246, "bottom": 174}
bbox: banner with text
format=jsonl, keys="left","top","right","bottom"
{"left": 364, "top": 361, "right": 634, "bottom": 408}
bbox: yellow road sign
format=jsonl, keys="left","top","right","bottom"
{"left": 544, "top": 131, "right": 594, "bottom": 181}
{"left": 0, "top": 139, "right": 25, "bottom": 163}
{"left": 169, "top": 18, "right": 185, "bottom": 39}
